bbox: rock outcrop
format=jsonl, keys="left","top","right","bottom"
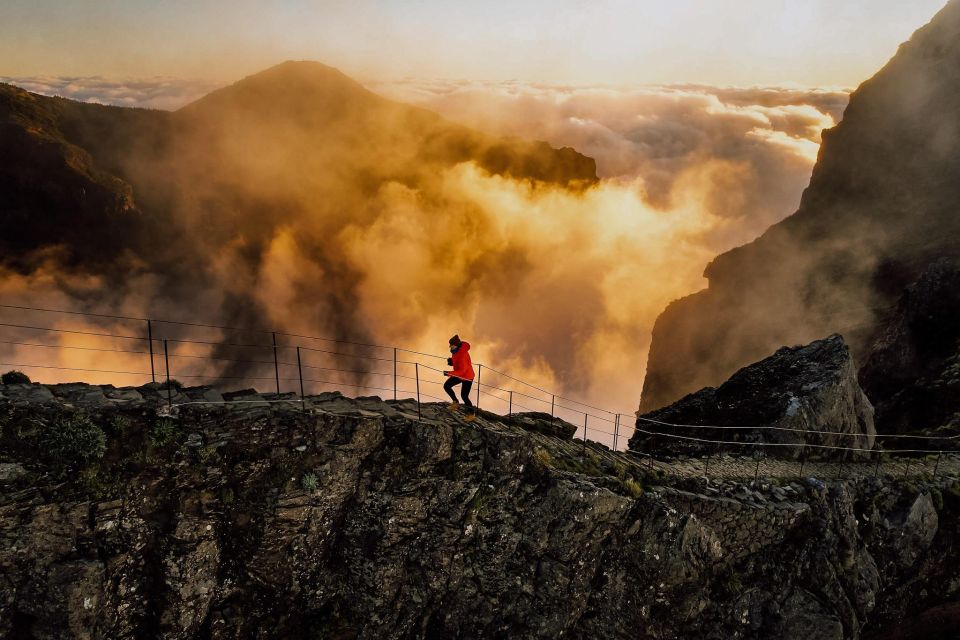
{"left": 2, "top": 381, "right": 959, "bottom": 638}
{"left": 640, "top": 0, "right": 960, "bottom": 412}
{"left": 859, "top": 260, "right": 960, "bottom": 437}
{"left": 631, "top": 335, "right": 876, "bottom": 459}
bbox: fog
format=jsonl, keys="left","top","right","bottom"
{"left": 0, "top": 66, "right": 846, "bottom": 417}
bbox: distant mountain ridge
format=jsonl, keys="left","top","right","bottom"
{"left": 0, "top": 61, "right": 596, "bottom": 270}
{"left": 640, "top": 0, "right": 960, "bottom": 412}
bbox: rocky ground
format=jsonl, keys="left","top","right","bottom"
{"left": 2, "top": 381, "right": 960, "bottom": 639}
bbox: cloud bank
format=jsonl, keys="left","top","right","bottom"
{"left": 373, "top": 79, "right": 848, "bottom": 250}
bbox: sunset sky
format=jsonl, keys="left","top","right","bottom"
{"left": 0, "top": 0, "right": 947, "bottom": 87}
{"left": 0, "top": 1, "right": 951, "bottom": 416}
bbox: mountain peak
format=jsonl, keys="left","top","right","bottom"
{"left": 178, "top": 60, "right": 378, "bottom": 115}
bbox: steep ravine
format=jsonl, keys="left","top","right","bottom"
{"left": 1, "top": 382, "right": 960, "bottom": 639}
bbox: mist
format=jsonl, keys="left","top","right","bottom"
{"left": 0, "top": 65, "right": 845, "bottom": 413}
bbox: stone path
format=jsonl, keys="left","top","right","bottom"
{"left": 4, "top": 381, "right": 958, "bottom": 484}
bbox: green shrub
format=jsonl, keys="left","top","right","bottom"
{"left": 149, "top": 417, "right": 181, "bottom": 447}
{"left": 622, "top": 477, "right": 644, "bottom": 498}
{"left": 301, "top": 472, "right": 319, "bottom": 492}
{"left": 1, "top": 370, "right": 31, "bottom": 384}
{"left": 612, "top": 462, "right": 628, "bottom": 481}
{"left": 39, "top": 413, "right": 107, "bottom": 468}
{"left": 78, "top": 466, "right": 123, "bottom": 500}
{"left": 103, "top": 414, "right": 130, "bottom": 437}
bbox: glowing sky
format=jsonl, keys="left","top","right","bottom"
{"left": 0, "top": 0, "right": 948, "bottom": 86}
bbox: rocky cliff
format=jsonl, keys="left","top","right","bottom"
{"left": 631, "top": 335, "right": 876, "bottom": 460}
{"left": 2, "top": 381, "right": 960, "bottom": 639}
{"left": 640, "top": 0, "right": 960, "bottom": 412}
{"left": 859, "top": 260, "right": 960, "bottom": 436}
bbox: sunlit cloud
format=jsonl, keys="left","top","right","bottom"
{"left": 372, "top": 79, "right": 848, "bottom": 247}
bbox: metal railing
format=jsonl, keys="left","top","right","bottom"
{"left": 1, "top": 303, "right": 957, "bottom": 481}
{"left": 0, "top": 304, "right": 636, "bottom": 451}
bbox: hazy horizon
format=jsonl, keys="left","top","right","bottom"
{"left": 0, "top": 1, "right": 947, "bottom": 87}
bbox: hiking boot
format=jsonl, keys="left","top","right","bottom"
{"left": 446, "top": 402, "right": 460, "bottom": 411}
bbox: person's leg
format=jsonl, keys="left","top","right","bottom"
{"left": 443, "top": 377, "right": 459, "bottom": 403}
{"left": 460, "top": 380, "right": 474, "bottom": 412}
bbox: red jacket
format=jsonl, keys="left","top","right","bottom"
{"left": 447, "top": 342, "right": 475, "bottom": 381}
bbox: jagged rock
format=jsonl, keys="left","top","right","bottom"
{"left": 0, "top": 463, "right": 27, "bottom": 483}
{"left": 103, "top": 387, "right": 143, "bottom": 403}
{"left": 631, "top": 335, "right": 876, "bottom": 459}
{"left": 0, "top": 383, "right": 56, "bottom": 405}
{"left": 640, "top": 1, "right": 960, "bottom": 412}
{"left": 859, "top": 260, "right": 960, "bottom": 435}
{"left": 182, "top": 386, "right": 223, "bottom": 404}
{"left": 48, "top": 383, "right": 108, "bottom": 406}
{"left": 507, "top": 411, "right": 577, "bottom": 440}
{"left": 775, "top": 589, "right": 844, "bottom": 640}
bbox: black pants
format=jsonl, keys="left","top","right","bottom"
{"left": 444, "top": 377, "right": 474, "bottom": 412}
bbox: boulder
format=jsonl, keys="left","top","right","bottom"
{"left": 506, "top": 411, "right": 577, "bottom": 440}
{"left": 859, "top": 259, "right": 960, "bottom": 435}
{"left": 631, "top": 335, "right": 875, "bottom": 459}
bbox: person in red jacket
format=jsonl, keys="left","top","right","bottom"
{"left": 444, "top": 334, "right": 476, "bottom": 420}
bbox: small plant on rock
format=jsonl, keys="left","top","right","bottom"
{"left": 149, "top": 417, "right": 181, "bottom": 447}
{"left": 1, "top": 370, "right": 31, "bottom": 384}
{"left": 103, "top": 414, "right": 130, "bottom": 437}
{"left": 301, "top": 472, "right": 319, "bottom": 492}
{"left": 622, "top": 477, "right": 644, "bottom": 498}
{"left": 39, "top": 413, "right": 107, "bottom": 469}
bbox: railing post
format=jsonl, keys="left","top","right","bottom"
{"left": 582, "top": 413, "right": 588, "bottom": 453}
{"left": 272, "top": 332, "right": 280, "bottom": 396}
{"left": 933, "top": 451, "right": 943, "bottom": 481}
{"left": 903, "top": 456, "right": 912, "bottom": 478}
{"left": 508, "top": 390, "right": 513, "bottom": 416}
{"left": 476, "top": 364, "right": 482, "bottom": 411}
{"left": 147, "top": 319, "right": 155, "bottom": 383}
{"left": 649, "top": 433, "right": 656, "bottom": 470}
{"left": 837, "top": 455, "right": 845, "bottom": 481}
{"left": 613, "top": 414, "right": 619, "bottom": 451}
{"left": 799, "top": 447, "right": 806, "bottom": 478}
{"left": 415, "top": 363, "right": 421, "bottom": 422}
{"left": 550, "top": 395, "right": 555, "bottom": 419}
{"left": 296, "top": 346, "right": 305, "bottom": 412}
{"left": 754, "top": 451, "right": 761, "bottom": 485}
{"left": 873, "top": 450, "right": 882, "bottom": 479}
{"left": 163, "top": 339, "right": 172, "bottom": 407}
{"left": 393, "top": 348, "right": 397, "bottom": 401}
